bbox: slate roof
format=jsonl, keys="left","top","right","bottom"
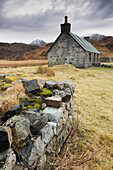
{"left": 47, "top": 32, "right": 100, "bottom": 54}
{"left": 69, "top": 32, "right": 100, "bottom": 54}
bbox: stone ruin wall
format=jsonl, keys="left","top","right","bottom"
{"left": 0, "top": 74, "right": 75, "bottom": 170}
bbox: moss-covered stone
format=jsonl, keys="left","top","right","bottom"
{"left": 5, "top": 76, "right": 18, "bottom": 82}
{"left": 28, "top": 98, "right": 42, "bottom": 104}
{"left": 1, "top": 83, "right": 11, "bottom": 91}
{"left": 33, "top": 103, "right": 41, "bottom": 110}
{"left": 22, "top": 106, "right": 33, "bottom": 111}
{"left": 40, "top": 88, "right": 52, "bottom": 96}
{"left": 22, "top": 103, "right": 41, "bottom": 111}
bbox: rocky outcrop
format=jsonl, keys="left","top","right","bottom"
{"left": 0, "top": 76, "right": 75, "bottom": 169}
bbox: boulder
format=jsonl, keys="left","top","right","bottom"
{"left": 45, "top": 96, "right": 62, "bottom": 108}
{"left": 1, "top": 104, "right": 22, "bottom": 123}
{"left": 43, "top": 107, "right": 63, "bottom": 123}
{"left": 20, "top": 136, "right": 45, "bottom": 169}
{"left": 21, "top": 111, "right": 48, "bottom": 134}
{"left": 23, "top": 79, "right": 40, "bottom": 94}
{"left": 0, "top": 148, "right": 16, "bottom": 170}
{"left": 6, "top": 116, "right": 30, "bottom": 143}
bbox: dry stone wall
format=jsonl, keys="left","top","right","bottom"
{"left": 0, "top": 75, "right": 75, "bottom": 170}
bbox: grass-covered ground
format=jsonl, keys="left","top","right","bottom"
{"left": 0, "top": 65, "right": 113, "bottom": 169}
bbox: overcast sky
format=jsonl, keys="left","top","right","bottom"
{"left": 0, "top": 0, "right": 113, "bottom": 43}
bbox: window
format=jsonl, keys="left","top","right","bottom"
{"left": 89, "top": 53, "right": 91, "bottom": 62}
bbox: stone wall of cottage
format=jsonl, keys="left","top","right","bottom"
{"left": 47, "top": 32, "right": 100, "bottom": 68}
{"left": 85, "top": 52, "right": 100, "bottom": 68}
{"left": 47, "top": 32, "right": 86, "bottom": 68}
{"left": 0, "top": 75, "right": 75, "bottom": 170}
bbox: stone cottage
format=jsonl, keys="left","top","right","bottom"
{"left": 47, "top": 16, "right": 100, "bottom": 68}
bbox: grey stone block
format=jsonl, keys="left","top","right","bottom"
{"left": 21, "top": 136, "right": 45, "bottom": 169}
{"left": 0, "top": 148, "right": 16, "bottom": 170}
{"left": 39, "top": 122, "right": 55, "bottom": 144}
{"left": 6, "top": 115, "right": 30, "bottom": 142}
{"left": 23, "top": 79, "right": 40, "bottom": 94}
{"left": 43, "top": 107, "right": 64, "bottom": 123}
{"left": 45, "top": 96, "right": 62, "bottom": 108}
{"left": 1, "top": 104, "right": 22, "bottom": 123}
{"left": 21, "top": 111, "right": 48, "bottom": 134}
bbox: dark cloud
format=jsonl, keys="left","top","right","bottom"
{"left": 0, "top": 0, "right": 113, "bottom": 43}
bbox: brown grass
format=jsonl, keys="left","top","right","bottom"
{"left": 0, "top": 60, "right": 48, "bottom": 68}
{"left": 37, "top": 66, "right": 55, "bottom": 77}
{"left": 0, "top": 65, "right": 113, "bottom": 169}
{"left": 0, "top": 82, "right": 27, "bottom": 114}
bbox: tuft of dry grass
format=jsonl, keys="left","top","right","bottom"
{"left": 37, "top": 66, "right": 47, "bottom": 74}
{"left": 37, "top": 66, "right": 55, "bottom": 77}
{"left": 46, "top": 68, "right": 55, "bottom": 77}
{"left": 0, "top": 82, "right": 27, "bottom": 114}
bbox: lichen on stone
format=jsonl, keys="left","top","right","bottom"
{"left": 40, "top": 88, "right": 52, "bottom": 96}
{"left": 5, "top": 76, "right": 18, "bottom": 82}
{"left": 22, "top": 103, "right": 41, "bottom": 111}
{"left": 28, "top": 98, "right": 42, "bottom": 104}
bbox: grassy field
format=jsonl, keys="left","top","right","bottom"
{"left": 0, "top": 60, "right": 47, "bottom": 68}
{"left": 0, "top": 65, "right": 113, "bottom": 169}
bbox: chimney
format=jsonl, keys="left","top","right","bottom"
{"left": 61, "top": 16, "right": 71, "bottom": 33}
{"left": 84, "top": 36, "right": 90, "bottom": 42}
{"left": 65, "top": 16, "right": 68, "bottom": 23}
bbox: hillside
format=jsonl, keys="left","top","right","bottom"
{"left": 0, "top": 42, "right": 52, "bottom": 61}
{"left": 90, "top": 36, "right": 113, "bottom": 58}
{"left": 0, "top": 36, "right": 113, "bottom": 61}
{"left": 23, "top": 43, "right": 52, "bottom": 60}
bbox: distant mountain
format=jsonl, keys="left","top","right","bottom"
{"left": 90, "top": 36, "right": 113, "bottom": 58}
{"left": 83, "top": 33, "right": 106, "bottom": 41}
{"left": 30, "top": 39, "right": 47, "bottom": 47}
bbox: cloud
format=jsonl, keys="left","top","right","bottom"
{"left": 0, "top": 0, "right": 113, "bottom": 43}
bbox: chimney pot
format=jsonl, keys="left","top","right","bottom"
{"left": 65, "top": 16, "right": 68, "bottom": 23}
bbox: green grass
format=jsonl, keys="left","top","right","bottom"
{"left": 0, "top": 65, "right": 113, "bottom": 169}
